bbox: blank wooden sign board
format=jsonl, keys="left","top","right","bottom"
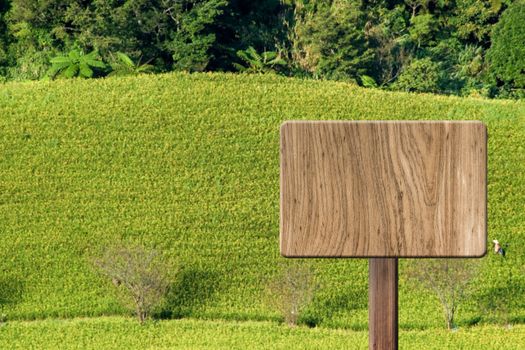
{"left": 280, "top": 121, "right": 487, "bottom": 349}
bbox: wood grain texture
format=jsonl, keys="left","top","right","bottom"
{"left": 280, "top": 121, "right": 487, "bottom": 257}
{"left": 369, "top": 258, "right": 398, "bottom": 350}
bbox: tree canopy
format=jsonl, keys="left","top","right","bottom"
{"left": 0, "top": 0, "right": 522, "bottom": 98}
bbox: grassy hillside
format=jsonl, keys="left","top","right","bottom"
{"left": 0, "top": 73, "right": 524, "bottom": 329}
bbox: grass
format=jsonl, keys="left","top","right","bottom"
{"left": 0, "top": 72, "right": 524, "bottom": 331}
{"left": 0, "top": 317, "right": 523, "bottom": 349}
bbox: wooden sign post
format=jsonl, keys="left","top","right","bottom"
{"left": 280, "top": 121, "right": 486, "bottom": 349}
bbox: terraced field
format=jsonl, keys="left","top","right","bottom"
{"left": 0, "top": 73, "right": 524, "bottom": 338}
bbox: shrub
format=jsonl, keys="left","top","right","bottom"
{"left": 47, "top": 49, "right": 106, "bottom": 79}
{"left": 93, "top": 244, "right": 169, "bottom": 324}
{"left": 359, "top": 75, "right": 378, "bottom": 88}
{"left": 406, "top": 259, "right": 480, "bottom": 330}
{"left": 108, "top": 52, "right": 154, "bottom": 77}
{"left": 233, "top": 46, "right": 286, "bottom": 74}
{"left": 392, "top": 57, "right": 442, "bottom": 93}
{"left": 266, "top": 262, "right": 317, "bottom": 326}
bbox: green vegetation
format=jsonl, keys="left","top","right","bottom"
{"left": 107, "top": 53, "right": 154, "bottom": 77}
{"left": 234, "top": 47, "right": 286, "bottom": 74}
{"left": 487, "top": 0, "right": 525, "bottom": 97}
{"left": 0, "top": 317, "right": 523, "bottom": 349}
{"left": 0, "top": 0, "right": 524, "bottom": 97}
{"left": 47, "top": 49, "right": 105, "bottom": 79}
{"left": 0, "top": 73, "right": 524, "bottom": 332}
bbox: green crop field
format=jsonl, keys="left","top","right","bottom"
{"left": 1, "top": 317, "right": 524, "bottom": 350}
{"left": 0, "top": 73, "right": 524, "bottom": 347}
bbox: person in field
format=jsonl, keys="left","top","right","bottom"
{"left": 492, "top": 240, "right": 506, "bottom": 257}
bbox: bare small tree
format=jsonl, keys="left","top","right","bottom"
{"left": 266, "top": 262, "right": 317, "bottom": 327}
{"left": 406, "top": 259, "right": 479, "bottom": 330}
{"left": 94, "top": 244, "right": 169, "bottom": 324}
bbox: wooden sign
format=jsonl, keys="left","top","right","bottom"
{"left": 280, "top": 121, "right": 487, "bottom": 350}
{"left": 280, "top": 121, "right": 487, "bottom": 258}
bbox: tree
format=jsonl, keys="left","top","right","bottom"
{"left": 266, "top": 262, "right": 317, "bottom": 326}
{"left": 363, "top": 4, "right": 410, "bottom": 86}
{"left": 0, "top": 0, "right": 8, "bottom": 78}
{"left": 487, "top": 0, "right": 525, "bottom": 94}
{"left": 0, "top": 0, "right": 518, "bottom": 98}
{"left": 289, "top": 0, "right": 375, "bottom": 81}
{"left": 2, "top": 0, "right": 227, "bottom": 78}
{"left": 3, "top": 0, "right": 75, "bottom": 80}
{"left": 166, "top": 0, "right": 227, "bottom": 72}
{"left": 452, "top": 0, "right": 503, "bottom": 43}
{"left": 94, "top": 244, "right": 169, "bottom": 324}
{"left": 406, "top": 259, "right": 479, "bottom": 330}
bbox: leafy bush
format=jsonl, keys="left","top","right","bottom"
{"left": 47, "top": 49, "right": 105, "bottom": 79}
{"left": 392, "top": 58, "right": 442, "bottom": 93}
{"left": 94, "top": 244, "right": 169, "bottom": 324}
{"left": 108, "top": 52, "right": 153, "bottom": 77}
{"left": 234, "top": 46, "right": 286, "bottom": 73}
{"left": 359, "top": 75, "right": 378, "bottom": 88}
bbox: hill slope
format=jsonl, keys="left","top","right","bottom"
{"left": 0, "top": 73, "right": 524, "bottom": 328}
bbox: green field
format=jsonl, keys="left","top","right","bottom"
{"left": 1, "top": 73, "right": 524, "bottom": 342}
{"left": 0, "top": 317, "right": 525, "bottom": 350}
{"left": 1, "top": 317, "right": 523, "bottom": 349}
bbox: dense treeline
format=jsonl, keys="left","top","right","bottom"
{"left": 0, "top": 0, "right": 524, "bottom": 98}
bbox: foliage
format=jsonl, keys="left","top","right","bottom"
{"left": 487, "top": 0, "right": 525, "bottom": 95}
{"left": 0, "top": 0, "right": 521, "bottom": 97}
{"left": 392, "top": 57, "right": 442, "bottom": 93}
{"left": 0, "top": 73, "right": 524, "bottom": 329}
{"left": 108, "top": 52, "right": 153, "bottom": 77}
{"left": 233, "top": 46, "right": 286, "bottom": 73}
{"left": 47, "top": 49, "right": 105, "bottom": 79}
{"left": 0, "top": 0, "right": 8, "bottom": 75}
{"left": 209, "top": 0, "right": 289, "bottom": 71}
{"left": 452, "top": 45, "right": 487, "bottom": 96}
{"left": 2, "top": 0, "right": 227, "bottom": 76}
{"left": 266, "top": 262, "right": 317, "bottom": 326}
{"left": 290, "top": 0, "right": 374, "bottom": 81}
{"left": 167, "top": 0, "right": 228, "bottom": 72}
{"left": 359, "top": 75, "right": 378, "bottom": 88}
{"left": 94, "top": 244, "right": 169, "bottom": 324}
{"left": 406, "top": 259, "right": 480, "bottom": 330}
